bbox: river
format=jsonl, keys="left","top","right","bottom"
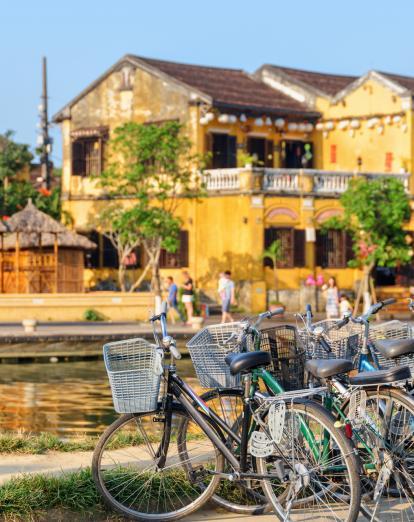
{"left": 0, "top": 348, "right": 198, "bottom": 437}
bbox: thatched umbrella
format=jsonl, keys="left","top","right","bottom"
{"left": 5, "top": 199, "right": 96, "bottom": 293}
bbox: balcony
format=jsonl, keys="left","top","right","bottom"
{"left": 203, "top": 168, "right": 410, "bottom": 195}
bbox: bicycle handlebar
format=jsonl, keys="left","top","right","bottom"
{"left": 151, "top": 301, "right": 182, "bottom": 359}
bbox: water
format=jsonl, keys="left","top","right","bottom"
{"left": 0, "top": 347, "right": 198, "bottom": 437}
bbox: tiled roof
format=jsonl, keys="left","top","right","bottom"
{"left": 135, "top": 56, "right": 318, "bottom": 115}
{"left": 263, "top": 65, "right": 358, "bottom": 96}
{"left": 378, "top": 71, "right": 414, "bottom": 93}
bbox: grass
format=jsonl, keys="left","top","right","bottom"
{"left": 0, "top": 432, "right": 97, "bottom": 454}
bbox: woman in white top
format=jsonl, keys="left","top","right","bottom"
{"left": 323, "top": 277, "right": 339, "bottom": 319}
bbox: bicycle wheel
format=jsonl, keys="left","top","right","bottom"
{"left": 194, "top": 388, "right": 270, "bottom": 515}
{"left": 258, "top": 400, "right": 361, "bottom": 522}
{"left": 92, "top": 406, "right": 223, "bottom": 521}
{"left": 343, "top": 386, "right": 414, "bottom": 521}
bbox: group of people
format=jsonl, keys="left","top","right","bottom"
{"left": 164, "top": 269, "right": 237, "bottom": 325}
{"left": 323, "top": 276, "right": 352, "bottom": 319}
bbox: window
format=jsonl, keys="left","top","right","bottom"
{"left": 316, "top": 229, "right": 353, "bottom": 268}
{"left": 280, "top": 140, "right": 313, "bottom": 169}
{"left": 159, "top": 231, "right": 189, "bottom": 268}
{"left": 264, "top": 228, "right": 305, "bottom": 268}
{"left": 72, "top": 138, "right": 103, "bottom": 176}
{"left": 247, "top": 138, "right": 274, "bottom": 167}
{"left": 207, "top": 133, "right": 237, "bottom": 168}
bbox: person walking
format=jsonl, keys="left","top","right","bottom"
{"left": 181, "top": 271, "right": 194, "bottom": 325}
{"left": 165, "top": 276, "right": 185, "bottom": 324}
{"left": 220, "top": 270, "right": 235, "bottom": 323}
{"left": 322, "top": 276, "right": 339, "bottom": 319}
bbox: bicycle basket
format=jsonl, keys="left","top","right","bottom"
{"left": 187, "top": 322, "right": 249, "bottom": 388}
{"left": 103, "top": 338, "right": 163, "bottom": 413}
{"left": 299, "top": 319, "right": 361, "bottom": 361}
{"left": 369, "top": 320, "right": 414, "bottom": 375}
{"left": 259, "top": 325, "right": 306, "bottom": 391}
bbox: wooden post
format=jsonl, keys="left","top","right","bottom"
{"left": 15, "top": 232, "right": 19, "bottom": 293}
{"left": 54, "top": 234, "right": 58, "bottom": 293}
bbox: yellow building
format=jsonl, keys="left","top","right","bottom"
{"left": 52, "top": 55, "right": 414, "bottom": 311}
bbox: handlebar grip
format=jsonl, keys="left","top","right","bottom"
{"left": 382, "top": 298, "right": 396, "bottom": 306}
{"left": 335, "top": 317, "right": 349, "bottom": 330}
{"left": 305, "top": 304, "right": 312, "bottom": 314}
{"left": 269, "top": 307, "right": 284, "bottom": 318}
{"left": 169, "top": 343, "right": 182, "bottom": 360}
{"left": 161, "top": 301, "right": 168, "bottom": 315}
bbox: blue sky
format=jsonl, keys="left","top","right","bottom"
{"left": 2, "top": 0, "right": 414, "bottom": 165}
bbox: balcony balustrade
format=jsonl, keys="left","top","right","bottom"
{"left": 203, "top": 167, "right": 410, "bottom": 195}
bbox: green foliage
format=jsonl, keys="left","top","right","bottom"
{"left": 0, "top": 431, "right": 96, "bottom": 454}
{"left": 0, "top": 130, "right": 33, "bottom": 181}
{"left": 83, "top": 309, "right": 105, "bottom": 321}
{"left": 323, "top": 177, "right": 412, "bottom": 269}
{"left": 261, "top": 239, "right": 283, "bottom": 267}
{"left": 94, "top": 121, "right": 204, "bottom": 294}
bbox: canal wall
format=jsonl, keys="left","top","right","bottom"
{"left": 0, "top": 292, "right": 154, "bottom": 322}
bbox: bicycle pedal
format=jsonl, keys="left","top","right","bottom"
{"left": 249, "top": 431, "right": 274, "bottom": 457}
{"left": 189, "top": 466, "right": 208, "bottom": 483}
{"left": 152, "top": 415, "right": 165, "bottom": 423}
{"left": 348, "top": 389, "right": 367, "bottom": 425}
{"left": 268, "top": 401, "right": 285, "bottom": 444}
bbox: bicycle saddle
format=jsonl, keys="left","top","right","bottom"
{"left": 349, "top": 365, "right": 411, "bottom": 385}
{"left": 375, "top": 338, "right": 414, "bottom": 359}
{"left": 305, "top": 358, "right": 353, "bottom": 379}
{"left": 225, "top": 351, "right": 270, "bottom": 375}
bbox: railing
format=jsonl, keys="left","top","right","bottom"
{"left": 203, "top": 168, "right": 241, "bottom": 191}
{"left": 263, "top": 169, "right": 300, "bottom": 192}
{"left": 204, "top": 167, "right": 410, "bottom": 195}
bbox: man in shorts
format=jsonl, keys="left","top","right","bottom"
{"left": 220, "top": 270, "right": 235, "bottom": 323}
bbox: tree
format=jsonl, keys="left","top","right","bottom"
{"left": 261, "top": 239, "right": 283, "bottom": 302}
{"left": 0, "top": 130, "right": 33, "bottom": 182}
{"left": 95, "top": 121, "right": 204, "bottom": 299}
{"left": 324, "top": 177, "right": 412, "bottom": 313}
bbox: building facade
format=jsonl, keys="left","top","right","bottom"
{"left": 53, "top": 55, "right": 414, "bottom": 311}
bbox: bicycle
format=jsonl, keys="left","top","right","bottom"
{"left": 92, "top": 303, "right": 361, "bottom": 521}
{"left": 184, "top": 308, "right": 362, "bottom": 520}
{"left": 300, "top": 302, "right": 414, "bottom": 521}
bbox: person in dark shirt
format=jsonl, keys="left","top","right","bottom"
{"left": 181, "top": 271, "right": 194, "bottom": 325}
{"left": 166, "top": 276, "right": 184, "bottom": 323}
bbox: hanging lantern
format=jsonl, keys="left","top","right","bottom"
{"left": 338, "top": 120, "right": 349, "bottom": 130}
{"left": 298, "top": 123, "right": 307, "bottom": 132}
{"left": 288, "top": 122, "right": 298, "bottom": 131}
{"left": 254, "top": 117, "right": 264, "bottom": 126}
{"left": 349, "top": 129, "right": 355, "bottom": 137}
{"left": 384, "top": 115, "right": 392, "bottom": 125}
{"left": 229, "top": 115, "right": 237, "bottom": 123}
{"left": 393, "top": 115, "right": 402, "bottom": 124}
{"left": 323, "top": 131, "right": 329, "bottom": 138}
{"left": 304, "top": 123, "right": 314, "bottom": 132}
{"left": 325, "top": 121, "right": 334, "bottom": 131}
{"left": 275, "top": 118, "right": 285, "bottom": 128}
{"left": 239, "top": 113, "right": 247, "bottom": 122}
{"left": 376, "top": 125, "right": 384, "bottom": 135}
{"left": 402, "top": 123, "right": 408, "bottom": 133}
{"left": 315, "top": 122, "right": 324, "bottom": 131}
{"left": 350, "top": 119, "right": 360, "bottom": 129}
{"left": 205, "top": 112, "right": 215, "bottom": 122}
{"left": 199, "top": 116, "right": 209, "bottom": 125}
{"left": 218, "top": 114, "right": 230, "bottom": 123}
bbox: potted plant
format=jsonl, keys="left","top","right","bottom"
{"left": 237, "top": 151, "right": 256, "bottom": 168}
{"left": 261, "top": 239, "right": 285, "bottom": 313}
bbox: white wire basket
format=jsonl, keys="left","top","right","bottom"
{"left": 368, "top": 320, "right": 414, "bottom": 374}
{"left": 103, "top": 338, "right": 163, "bottom": 413}
{"left": 187, "top": 322, "right": 249, "bottom": 388}
{"left": 298, "top": 319, "right": 361, "bottom": 362}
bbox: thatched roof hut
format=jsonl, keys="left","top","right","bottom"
{"left": 1, "top": 200, "right": 96, "bottom": 293}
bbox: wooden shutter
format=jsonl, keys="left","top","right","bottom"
{"left": 316, "top": 230, "right": 326, "bottom": 267}
{"left": 264, "top": 228, "right": 277, "bottom": 268}
{"left": 204, "top": 133, "right": 213, "bottom": 168}
{"left": 72, "top": 140, "right": 85, "bottom": 176}
{"left": 179, "top": 230, "right": 189, "bottom": 267}
{"left": 265, "top": 140, "right": 274, "bottom": 167}
{"left": 293, "top": 229, "right": 306, "bottom": 267}
{"left": 228, "top": 136, "right": 237, "bottom": 168}
{"left": 345, "top": 232, "right": 354, "bottom": 264}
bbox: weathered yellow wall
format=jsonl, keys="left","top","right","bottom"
{"left": 0, "top": 292, "right": 154, "bottom": 322}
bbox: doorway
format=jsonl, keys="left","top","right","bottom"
{"left": 280, "top": 140, "right": 313, "bottom": 169}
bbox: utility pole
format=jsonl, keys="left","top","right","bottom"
{"left": 39, "top": 56, "right": 52, "bottom": 190}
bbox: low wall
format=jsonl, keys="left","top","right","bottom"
{"left": 0, "top": 292, "right": 154, "bottom": 322}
